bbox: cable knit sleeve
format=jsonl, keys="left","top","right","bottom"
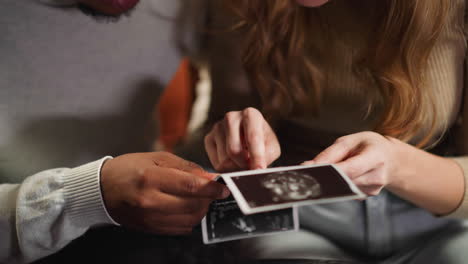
{"left": 0, "top": 157, "right": 118, "bottom": 264}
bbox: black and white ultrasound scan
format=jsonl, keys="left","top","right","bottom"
{"left": 201, "top": 196, "right": 298, "bottom": 244}
{"left": 202, "top": 164, "right": 364, "bottom": 243}
{"left": 222, "top": 164, "right": 365, "bottom": 214}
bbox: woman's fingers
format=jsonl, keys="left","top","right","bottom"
{"left": 313, "top": 137, "right": 360, "bottom": 164}
{"left": 335, "top": 148, "right": 376, "bottom": 179}
{"left": 204, "top": 108, "right": 281, "bottom": 171}
{"left": 144, "top": 191, "right": 211, "bottom": 214}
{"left": 204, "top": 131, "right": 220, "bottom": 168}
{"left": 205, "top": 120, "right": 243, "bottom": 172}
{"left": 213, "top": 123, "right": 229, "bottom": 166}
{"left": 313, "top": 132, "right": 380, "bottom": 165}
{"left": 243, "top": 108, "right": 267, "bottom": 169}
{"left": 264, "top": 125, "right": 281, "bottom": 165}
{"left": 307, "top": 132, "right": 390, "bottom": 197}
{"left": 224, "top": 111, "right": 248, "bottom": 168}
{"left": 352, "top": 166, "right": 387, "bottom": 196}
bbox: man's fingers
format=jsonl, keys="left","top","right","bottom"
{"left": 195, "top": 172, "right": 219, "bottom": 181}
{"left": 242, "top": 108, "right": 266, "bottom": 169}
{"left": 150, "top": 152, "right": 208, "bottom": 175}
{"left": 138, "top": 191, "right": 212, "bottom": 214}
{"left": 147, "top": 167, "right": 230, "bottom": 199}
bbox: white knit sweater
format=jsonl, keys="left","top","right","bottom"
{"left": 0, "top": 158, "right": 117, "bottom": 263}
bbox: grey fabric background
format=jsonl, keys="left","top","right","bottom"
{"left": 0, "top": 0, "right": 184, "bottom": 182}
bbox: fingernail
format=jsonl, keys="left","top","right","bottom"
{"left": 252, "top": 161, "right": 266, "bottom": 170}
{"left": 207, "top": 173, "right": 219, "bottom": 180}
{"left": 301, "top": 160, "right": 315, "bottom": 165}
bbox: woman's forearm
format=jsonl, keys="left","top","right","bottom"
{"left": 387, "top": 140, "right": 465, "bottom": 215}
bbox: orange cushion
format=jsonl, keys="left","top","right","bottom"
{"left": 157, "top": 58, "right": 197, "bottom": 152}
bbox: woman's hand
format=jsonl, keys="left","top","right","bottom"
{"left": 204, "top": 107, "right": 281, "bottom": 172}
{"left": 304, "top": 131, "right": 400, "bottom": 196}
{"left": 304, "top": 131, "right": 465, "bottom": 215}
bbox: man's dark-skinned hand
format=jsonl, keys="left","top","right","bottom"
{"left": 101, "top": 152, "right": 230, "bottom": 235}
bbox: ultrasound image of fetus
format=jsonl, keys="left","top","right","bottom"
{"left": 232, "top": 217, "right": 256, "bottom": 233}
{"left": 261, "top": 171, "right": 322, "bottom": 202}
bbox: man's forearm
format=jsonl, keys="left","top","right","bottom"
{"left": 0, "top": 158, "right": 116, "bottom": 264}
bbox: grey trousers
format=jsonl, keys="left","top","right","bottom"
{"left": 236, "top": 190, "right": 468, "bottom": 264}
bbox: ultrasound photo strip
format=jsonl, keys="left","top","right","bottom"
{"left": 201, "top": 199, "right": 299, "bottom": 244}
{"left": 221, "top": 164, "right": 366, "bottom": 215}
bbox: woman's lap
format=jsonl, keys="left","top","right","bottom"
{"left": 381, "top": 221, "right": 468, "bottom": 264}
{"left": 236, "top": 221, "right": 468, "bottom": 264}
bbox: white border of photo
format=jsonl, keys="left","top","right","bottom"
{"left": 222, "top": 164, "right": 366, "bottom": 215}
{"left": 202, "top": 206, "right": 299, "bottom": 244}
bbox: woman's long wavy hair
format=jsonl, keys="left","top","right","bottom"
{"left": 224, "top": 0, "right": 453, "bottom": 147}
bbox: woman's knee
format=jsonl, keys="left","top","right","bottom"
{"left": 408, "top": 223, "right": 468, "bottom": 264}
